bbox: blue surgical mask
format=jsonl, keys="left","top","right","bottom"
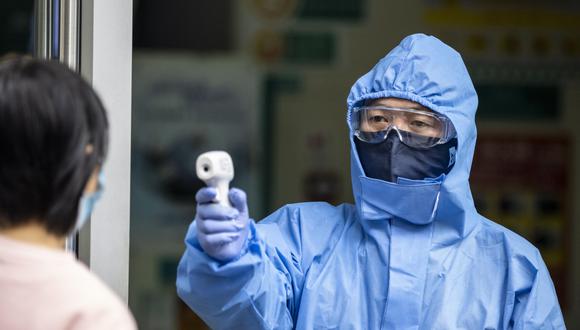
{"left": 355, "top": 130, "right": 457, "bottom": 183}
{"left": 73, "top": 171, "right": 105, "bottom": 232}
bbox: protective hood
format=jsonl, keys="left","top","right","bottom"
{"left": 347, "top": 33, "right": 479, "bottom": 241}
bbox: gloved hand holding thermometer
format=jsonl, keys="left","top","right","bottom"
{"left": 194, "top": 151, "right": 250, "bottom": 262}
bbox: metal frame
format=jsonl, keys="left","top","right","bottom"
{"left": 33, "top": 0, "right": 52, "bottom": 59}
{"left": 35, "top": 0, "right": 80, "bottom": 254}
{"left": 34, "top": 0, "right": 133, "bottom": 303}
{"left": 79, "top": 0, "right": 133, "bottom": 303}
{"left": 59, "top": 0, "right": 80, "bottom": 71}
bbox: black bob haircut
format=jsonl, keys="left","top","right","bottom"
{"left": 0, "top": 56, "right": 108, "bottom": 236}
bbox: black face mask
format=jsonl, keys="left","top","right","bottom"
{"left": 354, "top": 130, "right": 458, "bottom": 183}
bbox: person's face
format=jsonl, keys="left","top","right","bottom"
{"left": 362, "top": 98, "right": 442, "bottom": 138}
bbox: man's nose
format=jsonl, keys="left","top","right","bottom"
{"left": 392, "top": 117, "right": 409, "bottom": 131}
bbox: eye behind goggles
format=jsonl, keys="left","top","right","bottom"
{"left": 351, "top": 106, "right": 455, "bottom": 148}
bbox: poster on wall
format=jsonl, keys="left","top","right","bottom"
{"left": 131, "top": 54, "right": 262, "bottom": 233}
{"left": 470, "top": 134, "right": 570, "bottom": 306}
{"left": 130, "top": 54, "right": 262, "bottom": 328}
{"left": 423, "top": 0, "right": 580, "bottom": 70}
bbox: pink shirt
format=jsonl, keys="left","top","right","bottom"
{"left": 0, "top": 234, "right": 137, "bottom": 330}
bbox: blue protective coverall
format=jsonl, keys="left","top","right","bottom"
{"left": 177, "top": 34, "right": 565, "bottom": 329}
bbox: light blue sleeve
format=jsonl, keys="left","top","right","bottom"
{"left": 176, "top": 206, "right": 304, "bottom": 329}
{"left": 510, "top": 249, "right": 566, "bottom": 329}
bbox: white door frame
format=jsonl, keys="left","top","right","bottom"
{"left": 79, "top": 0, "right": 133, "bottom": 303}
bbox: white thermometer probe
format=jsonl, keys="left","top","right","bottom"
{"left": 195, "top": 151, "right": 234, "bottom": 207}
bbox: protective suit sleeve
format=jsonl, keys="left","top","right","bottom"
{"left": 176, "top": 206, "right": 304, "bottom": 329}
{"left": 509, "top": 249, "right": 566, "bottom": 329}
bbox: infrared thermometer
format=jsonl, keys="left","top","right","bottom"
{"left": 196, "top": 151, "right": 234, "bottom": 207}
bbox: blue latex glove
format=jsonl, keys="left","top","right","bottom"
{"left": 194, "top": 187, "right": 250, "bottom": 262}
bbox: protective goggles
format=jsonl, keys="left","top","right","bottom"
{"left": 351, "top": 106, "right": 455, "bottom": 149}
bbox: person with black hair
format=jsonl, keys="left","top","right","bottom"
{"left": 0, "top": 56, "right": 136, "bottom": 329}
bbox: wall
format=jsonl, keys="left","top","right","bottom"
{"left": 129, "top": 0, "right": 580, "bottom": 328}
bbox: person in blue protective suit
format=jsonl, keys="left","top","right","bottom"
{"left": 176, "top": 33, "right": 566, "bottom": 329}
